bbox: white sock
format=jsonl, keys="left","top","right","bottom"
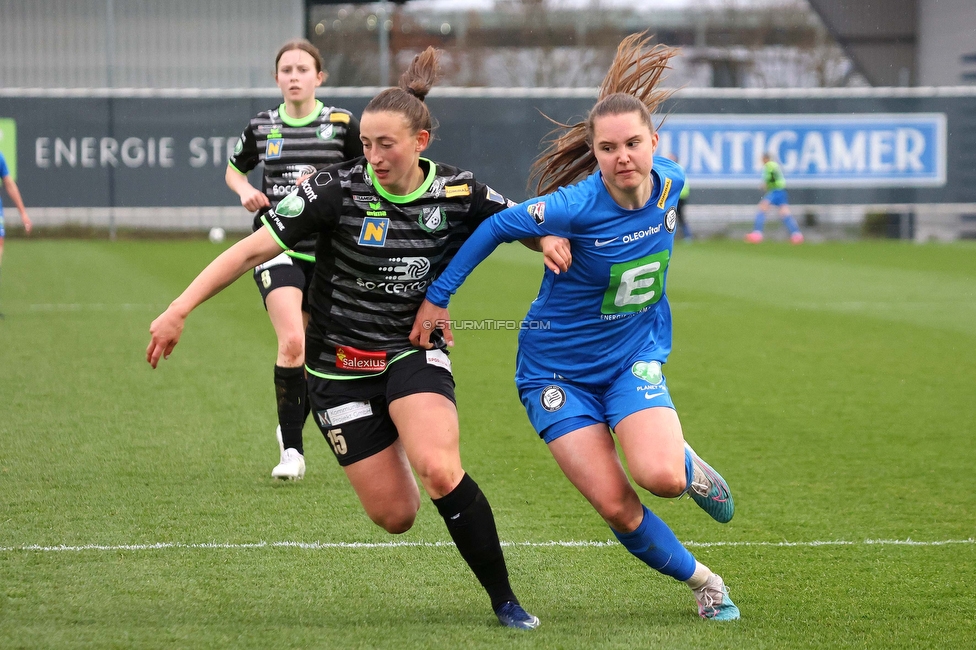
{"left": 685, "top": 561, "right": 712, "bottom": 590}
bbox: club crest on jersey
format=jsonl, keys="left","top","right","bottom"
{"left": 359, "top": 217, "right": 389, "bottom": 247}
{"left": 665, "top": 206, "right": 677, "bottom": 233}
{"left": 316, "top": 124, "right": 335, "bottom": 140}
{"left": 527, "top": 201, "right": 546, "bottom": 225}
{"left": 540, "top": 385, "right": 566, "bottom": 412}
{"left": 275, "top": 191, "right": 305, "bottom": 218}
{"left": 419, "top": 206, "right": 446, "bottom": 233}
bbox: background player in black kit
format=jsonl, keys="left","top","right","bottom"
{"left": 148, "top": 48, "right": 570, "bottom": 630}
{"left": 226, "top": 39, "right": 361, "bottom": 480}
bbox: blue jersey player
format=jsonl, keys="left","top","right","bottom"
{"left": 412, "top": 34, "right": 740, "bottom": 621}
{"left": 746, "top": 153, "right": 803, "bottom": 244}
{"left": 0, "top": 151, "right": 32, "bottom": 315}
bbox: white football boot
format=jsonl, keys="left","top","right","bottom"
{"left": 271, "top": 426, "right": 305, "bottom": 480}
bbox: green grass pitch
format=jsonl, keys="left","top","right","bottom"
{"left": 1, "top": 238, "right": 974, "bottom": 649}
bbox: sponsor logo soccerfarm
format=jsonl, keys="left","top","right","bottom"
{"left": 356, "top": 277, "right": 431, "bottom": 294}
{"left": 270, "top": 184, "right": 297, "bottom": 196}
{"left": 379, "top": 257, "right": 431, "bottom": 281}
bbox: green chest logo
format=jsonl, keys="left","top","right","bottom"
{"left": 601, "top": 249, "right": 670, "bottom": 315}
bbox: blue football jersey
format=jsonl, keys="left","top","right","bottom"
{"left": 427, "top": 155, "right": 685, "bottom": 388}
{"left": 0, "top": 152, "right": 9, "bottom": 212}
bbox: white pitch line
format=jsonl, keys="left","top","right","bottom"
{"left": 1, "top": 538, "right": 973, "bottom": 553}
{"left": 28, "top": 303, "right": 164, "bottom": 312}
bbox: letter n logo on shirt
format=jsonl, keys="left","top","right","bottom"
{"left": 266, "top": 138, "right": 283, "bottom": 160}
{"left": 358, "top": 217, "right": 390, "bottom": 247}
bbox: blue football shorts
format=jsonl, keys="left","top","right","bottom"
{"left": 762, "top": 189, "right": 789, "bottom": 206}
{"left": 518, "top": 359, "right": 675, "bottom": 444}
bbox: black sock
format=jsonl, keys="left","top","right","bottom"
{"left": 274, "top": 365, "right": 306, "bottom": 455}
{"left": 432, "top": 473, "right": 517, "bottom": 610}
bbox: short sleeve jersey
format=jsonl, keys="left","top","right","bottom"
{"left": 261, "top": 157, "right": 513, "bottom": 378}
{"left": 762, "top": 160, "right": 786, "bottom": 190}
{"left": 428, "top": 156, "right": 685, "bottom": 389}
{"left": 228, "top": 100, "right": 361, "bottom": 259}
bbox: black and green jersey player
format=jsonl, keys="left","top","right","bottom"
{"left": 262, "top": 158, "right": 498, "bottom": 375}
{"left": 226, "top": 39, "right": 361, "bottom": 480}
{"left": 150, "top": 47, "right": 562, "bottom": 630}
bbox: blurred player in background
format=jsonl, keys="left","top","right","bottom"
{"left": 150, "top": 47, "right": 559, "bottom": 631}
{"left": 745, "top": 152, "right": 803, "bottom": 244}
{"left": 226, "top": 39, "right": 361, "bottom": 480}
{"left": 413, "top": 34, "right": 740, "bottom": 622}
{"left": 0, "top": 150, "right": 32, "bottom": 317}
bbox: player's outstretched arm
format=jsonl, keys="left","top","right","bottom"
{"left": 147, "top": 227, "right": 282, "bottom": 368}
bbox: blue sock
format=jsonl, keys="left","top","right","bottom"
{"left": 684, "top": 448, "right": 694, "bottom": 491}
{"left": 612, "top": 505, "right": 697, "bottom": 581}
{"left": 783, "top": 215, "right": 801, "bottom": 235}
{"left": 753, "top": 211, "right": 766, "bottom": 232}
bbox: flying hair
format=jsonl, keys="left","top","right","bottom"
{"left": 363, "top": 47, "right": 441, "bottom": 134}
{"left": 529, "top": 33, "right": 678, "bottom": 196}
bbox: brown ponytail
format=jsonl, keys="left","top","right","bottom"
{"left": 529, "top": 33, "right": 678, "bottom": 196}
{"left": 364, "top": 46, "right": 441, "bottom": 134}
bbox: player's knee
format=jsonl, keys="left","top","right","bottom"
{"left": 414, "top": 463, "right": 459, "bottom": 499}
{"left": 599, "top": 501, "right": 642, "bottom": 533}
{"left": 370, "top": 503, "right": 418, "bottom": 534}
{"left": 633, "top": 465, "right": 687, "bottom": 499}
{"left": 277, "top": 332, "right": 305, "bottom": 366}
{"left": 590, "top": 491, "right": 641, "bottom": 532}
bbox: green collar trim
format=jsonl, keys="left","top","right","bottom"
{"left": 278, "top": 100, "right": 324, "bottom": 128}
{"left": 367, "top": 158, "right": 436, "bottom": 204}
